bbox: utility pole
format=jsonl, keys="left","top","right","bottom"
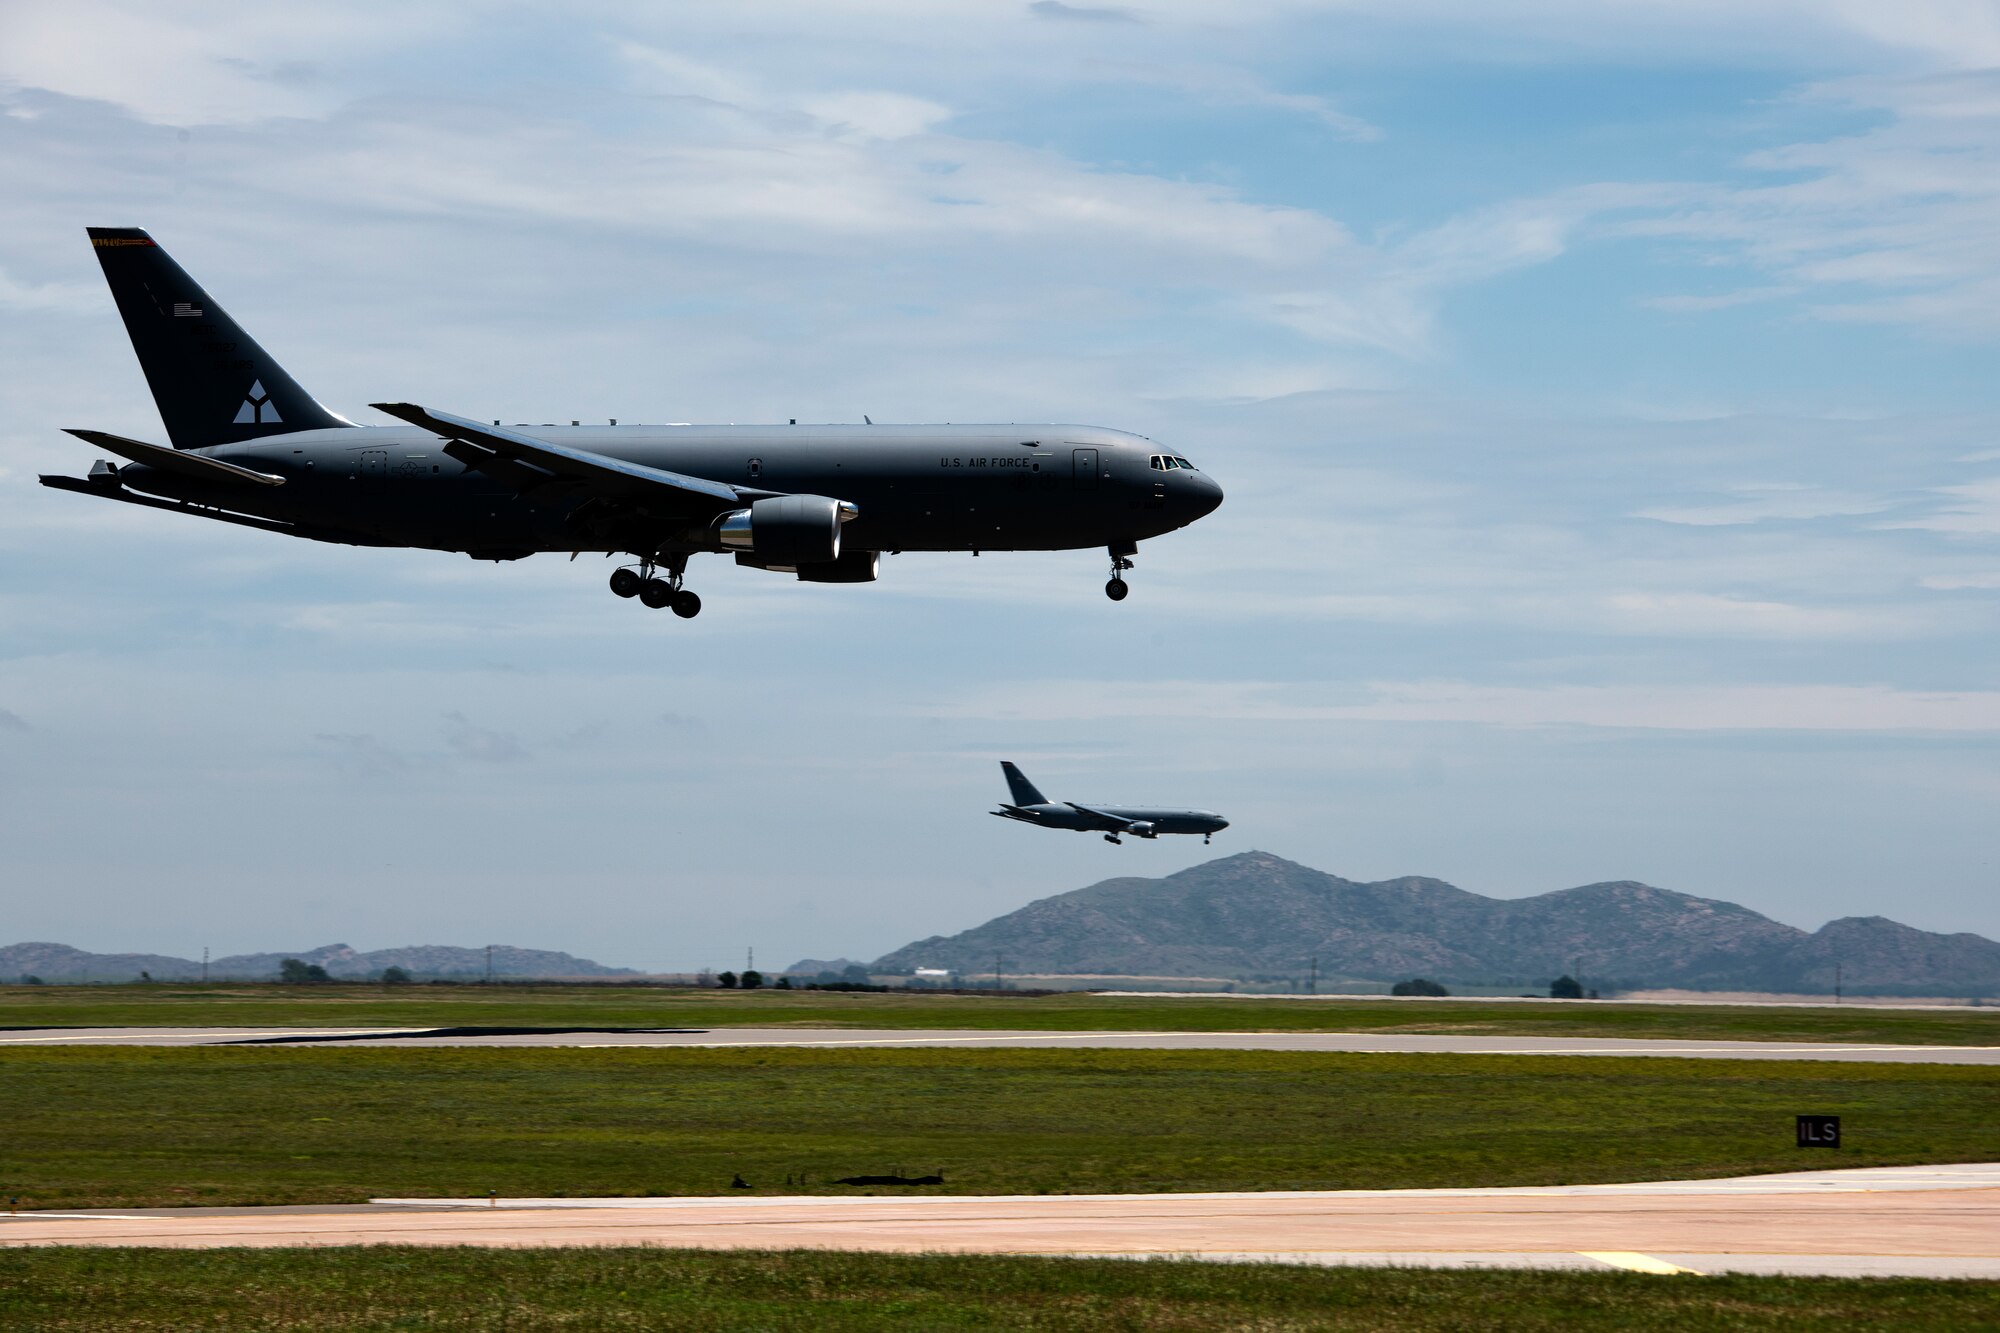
{"left": 1308, "top": 956, "right": 1318, "bottom": 995}
{"left": 746, "top": 946, "right": 754, "bottom": 973}
{"left": 485, "top": 944, "right": 493, "bottom": 985}
{"left": 201, "top": 947, "right": 208, "bottom": 984}
{"left": 994, "top": 953, "right": 1004, "bottom": 990}
{"left": 1835, "top": 961, "right": 1842, "bottom": 1004}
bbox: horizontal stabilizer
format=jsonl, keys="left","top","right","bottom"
{"left": 62, "top": 429, "right": 284, "bottom": 487}
{"left": 370, "top": 403, "right": 742, "bottom": 511}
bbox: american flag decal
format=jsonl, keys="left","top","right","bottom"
{"left": 173, "top": 301, "right": 203, "bottom": 317}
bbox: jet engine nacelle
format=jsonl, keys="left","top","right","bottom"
{"left": 1127, "top": 821, "right": 1157, "bottom": 838}
{"left": 714, "top": 494, "right": 855, "bottom": 565}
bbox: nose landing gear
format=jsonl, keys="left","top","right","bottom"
{"left": 612, "top": 554, "right": 701, "bottom": 618}
{"left": 1105, "top": 541, "right": 1136, "bottom": 601}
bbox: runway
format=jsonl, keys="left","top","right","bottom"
{"left": 5, "top": 1164, "right": 1998, "bottom": 1278}
{"left": 6, "top": 1025, "right": 2000, "bottom": 1063}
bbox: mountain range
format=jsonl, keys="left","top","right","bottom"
{"left": 0, "top": 941, "right": 635, "bottom": 983}
{"left": 871, "top": 852, "right": 2000, "bottom": 995}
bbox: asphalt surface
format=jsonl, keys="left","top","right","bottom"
{"left": 6, "top": 1025, "right": 2000, "bottom": 1062}
{"left": 6, "top": 1164, "right": 1998, "bottom": 1278}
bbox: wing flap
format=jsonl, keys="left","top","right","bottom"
{"left": 63, "top": 429, "right": 284, "bottom": 487}
{"left": 371, "top": 403, "right": 741, "bottom": 512}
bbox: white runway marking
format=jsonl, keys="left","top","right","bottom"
{"left": 1580, "top": 1251, "right": 1705, "bottom": 1275}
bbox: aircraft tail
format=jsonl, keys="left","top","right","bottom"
{"left": 86, "top": 227, "right": 349, "bottom": 449}
{"left": 1001, "top": 761, "right": 1048, "bottom": 806}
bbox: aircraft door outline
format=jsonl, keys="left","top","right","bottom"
{"left": 359, "top": 449, "right": 388, "bottom": 493}
{"left": 1072, "top": 447, "right": 1099, "bottom": 492}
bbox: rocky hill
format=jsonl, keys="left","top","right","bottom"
{"left": 873, "top": 852, "right": 2000, "bottom": 995}
{"left": 0, "top": 941, "right": 635, "bottom": 982}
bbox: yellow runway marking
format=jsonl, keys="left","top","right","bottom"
{"left": 1580, "top": 1251, "right": 1705, "bottom": 1275}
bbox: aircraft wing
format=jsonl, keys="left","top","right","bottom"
{"left": 1064, "top": 802, "right": 1143, "bottom": 831}
{"left": 63, "top": 429, "right": 284, "bottom": 487}
{"left": 370, "top": 403, "right": 745, "bottom": 514}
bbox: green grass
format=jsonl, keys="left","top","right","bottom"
{"left": 5, "top": 983, "right": 2000, "bottom": 1045}
{"left": 1, "top": 1047, "right": 1993, "bottom": 1208}
{"left": 1, "top": 1248, "right": 1995, "bottom": 1331}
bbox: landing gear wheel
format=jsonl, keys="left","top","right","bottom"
{"left": 609, "top": 567, "right": 641, "bottom": 598}
{"left": 1104, "top": 543, "right": 1136, "bottom": 601}
{"left": 639, "top": 578, "right": 674, "bottom": 609}
{"left": 1104, "top": 833, "right": 1122, "bottom": 844}
{"left": 670, "top": 589, "right": 702, "bottom": 619}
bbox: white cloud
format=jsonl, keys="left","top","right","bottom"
{"left": 932, "top": 678, "right": 2000, "bottom": 733}
{"left": 1641, "top": 286, "right": 1798, "bottom": 313}
{"left": 1883, "top": 477, "right": 2000, "bottom": 535}
{"left": 802, "top": 91, "right": 954, "bottom": 140}
{"left": 1634, "top": 483, "right": 1896, "bottom": 526}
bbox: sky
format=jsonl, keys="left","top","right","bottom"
{"left": 8, "top": 1, "right": 2000, "bottom": 974}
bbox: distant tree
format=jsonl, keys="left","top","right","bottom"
{"left": 279, "top": 959, "right": 331, "bottom": 984}
{"left": 1549, "top": 974, "right": 1584, "bottom": 1000}
{"left": 840, "top": 964, "right": 872, "bottom": 985}
{"left": 1391, "top": 978, "right": 1450, "bottom": 997}
{"left": 717, "top": 970, "right": 739, "bottom": 989}
{"left": 138, "top": 971, "right": 152, "bottom": 982}
{"left": 380, "top": 966, "right": 413, "bottom": 986}
{"left": 22, "top": 975, "right": 43, "bottom": 986}
{"left": 741, "top": 969, "right": 764, "bottom": 990}
{"left": 774, "top": 976, "right": 793, "bottom": 989}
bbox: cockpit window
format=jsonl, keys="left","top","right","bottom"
{"left": 1173, "top": 456, "right": 1196, "bottom": 471}
{"left": 1150, "top": 454, "right": 1197, "bottom": 471}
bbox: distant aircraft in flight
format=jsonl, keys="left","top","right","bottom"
{"left": 991, "top": 761, "right": 1229, "bottom": 845}
{"left": 41, "top": 228, "right": 1224, "bottom": 618}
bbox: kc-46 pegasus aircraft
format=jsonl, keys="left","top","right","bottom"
{"left": 992, "top": 761, "right": 1229, "bottom": 845}
{"left": 41, "top": 228, "right": 1224, "bottom": 618}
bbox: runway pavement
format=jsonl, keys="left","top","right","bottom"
{"left": 5, "top": 1025, "right": 2000, "bottom": 1062}
{"left": 5, "top": 1164, "right": 1997, "bottom": 1278}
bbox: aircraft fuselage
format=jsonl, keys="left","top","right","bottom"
{"left": 110, "top": 422, "right": 1221, "bottom": 561}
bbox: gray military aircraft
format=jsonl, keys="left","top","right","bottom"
{"left": 41, "top": 228, "right": 1223, "bottom": 617}
{"left": 991, "top": 761, "right": 1229, "bottom": 845}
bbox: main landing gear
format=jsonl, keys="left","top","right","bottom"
{"left": 610, "top": 555, "right": 701, "bottom": 618}
{"left": 1105, "top": 541, "right": 1136, "bottom": 601}
{"left": 1104, "top": 833, "right": 1122, "bottom": 845}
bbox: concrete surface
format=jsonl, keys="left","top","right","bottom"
{"left": 5, "top": 1026, "right": 2000, "bottom": 1062}
{"left": 5, "top": 1164, "right": 1998, "bottom": 1278}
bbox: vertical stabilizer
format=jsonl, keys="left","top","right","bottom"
{"left": 86, "top": 227, "right": 348, "bottom": 448}
{"left": 1001, "top": 761, "right": 1049, "bottom": 806}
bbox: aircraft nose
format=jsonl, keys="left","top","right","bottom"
{"left": 1187, "top": 470, "right": 1223, "bottom": 518}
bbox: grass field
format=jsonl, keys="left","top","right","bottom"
{"left": 1, "top": 1248, "right": 1995, "bottom": 1331}
{"left": 2, "top": 1046, "right": 1993, "bottom": 1208}
{"left": 5, "top": 983, "right": 2000, "bottom": 1045}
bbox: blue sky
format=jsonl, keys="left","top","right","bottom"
{"left": 7, "top": 2, "right": 2000, "bottom": 974}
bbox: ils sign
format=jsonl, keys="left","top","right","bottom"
{"left": 1796, "top": 1114, "right": 1841, "bottom": 1148}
